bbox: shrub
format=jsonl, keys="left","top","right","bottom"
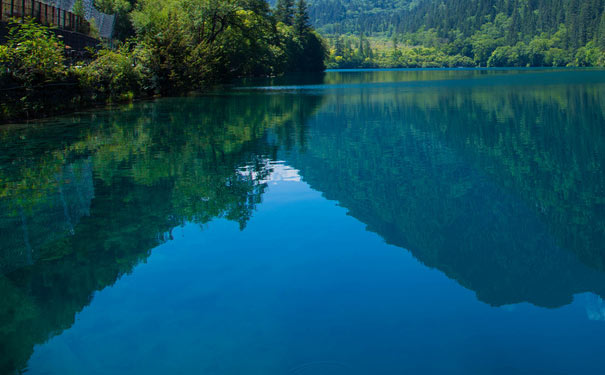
{"left": 544, "top": 48, "right": 571, "bottom": 67}
{"left": 0, "top": 19, "right": 66, "bottom": 89}
{"left": 572, "top": 42, "right": 604, "bottom": 67}
{"left": 75, "top": 45, "right": 146, "bottom": 102}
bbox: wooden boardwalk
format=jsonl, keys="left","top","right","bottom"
{"left": 0, "top": 0, "right": 101, "bottom": 51}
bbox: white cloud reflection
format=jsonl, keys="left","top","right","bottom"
{"left": 585, "top": 294, "right": 605, "bottom": 321}
{"left": 237, "top": 160, "right": 301, "bottom": 184}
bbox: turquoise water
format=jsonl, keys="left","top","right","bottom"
{"left": 1, "top": 69, "right": 605, "bottom": 374}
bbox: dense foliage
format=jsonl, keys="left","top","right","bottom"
{"left": 0, "top": 0, "right": 326, "bottom": 122}
{"left": 128, "top": 0, "right": 325, "bottom": 93}
{"left": 310, "top": 0, "right": 605, "bottom": 67}
{"left": 0, "top": 22, "right": 66, "bottom": 88}
{"left": 325, "top": 34, "right": 475, "bottom": 68}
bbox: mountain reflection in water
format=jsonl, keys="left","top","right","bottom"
{"left": 1, "top": 69, "right": 604, "bottom": 374}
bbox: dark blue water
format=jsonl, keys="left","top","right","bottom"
{"left": 1, "top": 69, "right": 605, "bottom": 374}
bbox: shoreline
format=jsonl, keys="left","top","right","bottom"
{"left": 3, "top": 66, "right": 603, "bottom": 126}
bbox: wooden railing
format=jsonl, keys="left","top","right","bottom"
{"left": 0, "top": 0, "right": 90, "bottom": 34}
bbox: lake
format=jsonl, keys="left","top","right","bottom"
{"left": 1, "top": 69, "right": 604, "bottom": 374}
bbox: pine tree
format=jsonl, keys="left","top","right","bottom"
{"left": 276, "top": 0, "right": 295, "bottom": 26}
{"left": 358, "top": 33, "right": 365, "bottom": 55}
{"left": 335, "top": 37, "right": 345, "bottom": 56}
{"left": 507, "top": 8, "right": 520, "bottom": 45}
{"left": 294, "top": 0, "right": 310, "bottom": 36}
{"left": 598, "top": 12, "right": 605, "bottom": 49}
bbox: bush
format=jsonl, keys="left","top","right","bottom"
{"left": 0, "top": 20, "right": 66, "bottom": 89}
{"left": 447, "top": 54, "right": 476, "bottom": 67}
{"left": 487, "top": 43, "right": 530, "bottom": 67}
{"left": 572, "top": 42, "right": 604, "bottom": 67}
{"left": 75, "top": 45, "right": 146, "bottom": 102}
{"left": 544, "top": 48, "right": 571, "bottom": 67}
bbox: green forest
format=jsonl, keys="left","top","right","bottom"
{"left": 316, "top": 0, "right": 605, "bottom": 68}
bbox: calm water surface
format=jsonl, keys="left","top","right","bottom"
{"left": 1, "top": 69, "right": 605, "bottom": 374}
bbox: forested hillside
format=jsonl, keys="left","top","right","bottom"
{"left": 309, "top": 0, "right": 605, "bottom": 67}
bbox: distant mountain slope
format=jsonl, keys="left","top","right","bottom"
{"left": 305, "top": 0, "right": 604, "bottom": 67}
{"left": 308, "top": 0, "right": 604, "bottom": 48}
{"left": 306, "top": 0, "right": 418, "bottom": 33}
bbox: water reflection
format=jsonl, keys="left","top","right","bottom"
{"left": 282, "top": 70, "right": 605, "bottom": 308}
{"left": 586, "top": 295, "right": 605, "bottom": 321}
{"left": 0, "top": 94, "right": 323, "bottom": 373}
{"left": 0, "top": 69, "right": 604, "bottom": 373}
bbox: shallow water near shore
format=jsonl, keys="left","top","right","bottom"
{"left": 1, "top": 68, "right": 605, "bottom": 374}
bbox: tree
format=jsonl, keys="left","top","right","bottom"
{"left": 0, "top": 20, "right": 66, "bottom": 88}
{"left": 94, "top": 0, "right": 135, "bottom": 40}
{"left": 334, "top": 36, "right": 344, "bottom": 56}
{"left": 294, "top": 0, "right": 310, "bottom": 37}
{"left": 275, "top": 0, "right": 295, "bottom": 26}
{"left": 598, "top": 12, "right": 605, "bottom": 50}
{"left": 72, "top": 0, "right": 85, "bottom": 19}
